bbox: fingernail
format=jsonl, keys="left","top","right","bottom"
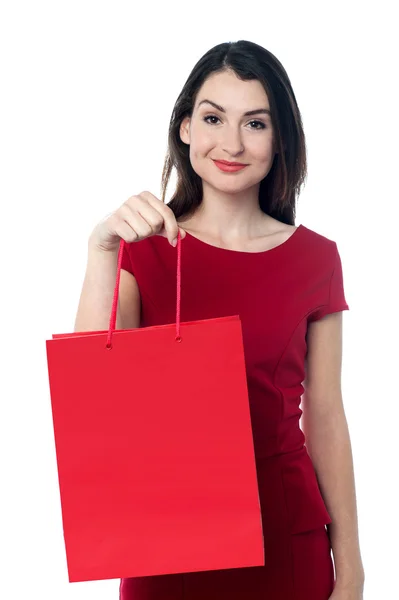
{"left": 171, "top": 238, "right": 177, "bottom": 247}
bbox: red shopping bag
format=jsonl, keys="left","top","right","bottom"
{"left": 46, "top": 232, "right": 264, "bottom": 583}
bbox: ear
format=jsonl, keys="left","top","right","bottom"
{"left": 179, "top": 116, "right": 191, "bottom": 145}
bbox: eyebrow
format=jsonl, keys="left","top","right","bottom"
{"left": 197, "top": 99, "right": 271, "bottom": 117}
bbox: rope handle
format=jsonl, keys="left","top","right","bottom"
{"left": 105, "top": 230, "right": 182, "bottom": 350}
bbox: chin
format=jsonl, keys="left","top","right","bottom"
{"left": 204, "top": 179, "right": 254, "bottom": 195}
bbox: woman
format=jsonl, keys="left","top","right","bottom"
{"left": 75, "top": 40, "right": 365, "bottom": 599}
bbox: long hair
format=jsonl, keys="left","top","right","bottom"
{"left": 161, "top": 40, "right": 307, "bottom": 226}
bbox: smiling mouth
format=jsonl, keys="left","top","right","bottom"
{"left": 212, "top": 160, "right": 248, "bottom": 172}
{"left": 212, "top": 159, "right": 248, "bottom": 166}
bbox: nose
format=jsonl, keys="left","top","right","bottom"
{"left": 221, "top": 126, "right": 245, "bottom": 156}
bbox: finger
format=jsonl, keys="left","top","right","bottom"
{"left": 140, "top": 193, "right": 186, "bottom": 245}
{"left": 131, "top": 197, "right": 166, "bottom": 236}
{"left": 119, "top": 204, "right": 154, "bottom": 240}
{"left": 112, "top": 219, "right": 140, "bottom": 244}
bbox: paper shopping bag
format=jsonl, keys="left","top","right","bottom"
{"left": 46, "top": 231, "right": 264, "bottom": 583}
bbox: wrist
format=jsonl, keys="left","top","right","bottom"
{"left": 87, "top": 237, "right": 119, "bottom": 259}
{"left": 335, "top": 568, "right": 365, "bottom": 590}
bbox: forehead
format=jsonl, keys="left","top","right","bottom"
{"left": 195, "top": 70, "right": 270, "bottom": 110}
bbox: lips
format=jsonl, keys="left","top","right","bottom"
{"left": 213, "top": 160, "right": 248, "bottom": 173}
{"left": 213, "top": 160, "right": 247, "bottom": 166}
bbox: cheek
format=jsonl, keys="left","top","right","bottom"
{"left": 252, "top": 137, "right": 275, "bottom": 162}
{"left": 190, "top": 122, "right": 216, "bottom": 152}
{"left": 190, "top": 138, "right": 213, "bottom": 161}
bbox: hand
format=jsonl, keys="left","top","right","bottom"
{"left": 328, "top": 579, "right": 364, "bottom": 600}
{"left": 88, "top": 191, "right": 186, "bottom": 253}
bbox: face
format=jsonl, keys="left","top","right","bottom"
{"left": 179, "top": 69, "right": 276, "bottom": 196}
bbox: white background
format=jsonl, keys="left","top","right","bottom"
{"left": 1, "top": 1, "right": 398, "bottom": 598}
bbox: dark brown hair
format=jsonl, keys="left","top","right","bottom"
{"left": 161, "top": 40, "right": 307, "bottom": 226}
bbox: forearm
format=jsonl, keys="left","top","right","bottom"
{"left": 303, "top": 403, "right": 365, "bottom": 587}
{"left": 74, "top": 240, "right": 123, "bottom": 332}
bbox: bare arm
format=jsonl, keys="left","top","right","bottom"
{"left": 74, "top": 240, "right": 140, "bottom": 332}
{"left": 302, "top": 312, "right": 365, "bottom": 594}
{"left": 73, "top": 191, "right": 185, "bottom": 333}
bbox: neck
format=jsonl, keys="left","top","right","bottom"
{"left": 181, "top": 182, "right": 270, "bottom": 241}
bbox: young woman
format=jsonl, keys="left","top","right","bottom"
{"left": 75, "top": 40, "right": 365, "bottom": 600}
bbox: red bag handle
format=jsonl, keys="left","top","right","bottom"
{"left": 106, "top": 230, "right": 182, "bottom": 350}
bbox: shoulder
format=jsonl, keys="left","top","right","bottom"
{"left": 298, "top": 224, "right": 337, "bottom": 249}
{"left": 268, "top": 218, "right": 339, "bottom": 263}
{"left": 297, "top": 224, "right": 340, "bottom": 271}
{"left": 267, "top": 218, "right": 337, "bottom": 253}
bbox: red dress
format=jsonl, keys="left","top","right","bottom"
{"left": 119, "top": 223, "right": 349, "bottom": 600}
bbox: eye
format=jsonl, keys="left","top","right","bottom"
{"left": 203, "top": 115, "right": 220, "bottom": 125}
{"left": 203, "top": 115, "right": 266, "bottom": 130}
{"left": 248, "top": 120, "right": 266, "bottom": 130}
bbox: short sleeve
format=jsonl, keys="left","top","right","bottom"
{"left": 308, "top": 243, "right": 349, "bottom": 322}
{"left": 120, "top": 240, "right": 134, "bottom": 275}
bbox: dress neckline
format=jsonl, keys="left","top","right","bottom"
{"left": 183, "top": 224, "right": 304, "bottom": 256}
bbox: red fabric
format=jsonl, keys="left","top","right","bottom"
{"left": 119, "top": 525, "right": 335, "bottom": 600}
{"left": 119, "top": 223, "right": 349, "bottom": 599}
